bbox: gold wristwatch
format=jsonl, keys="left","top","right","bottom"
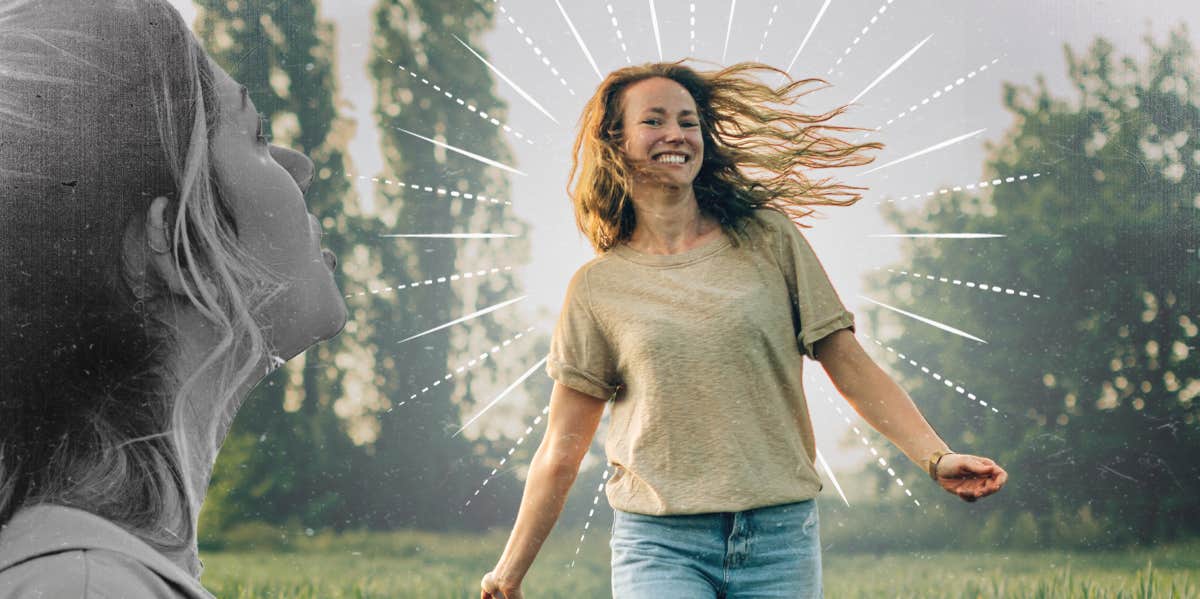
{"left": 927, "top": 449, "right": 954, "bottom": 481}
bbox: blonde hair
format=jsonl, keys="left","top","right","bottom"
{"left": 569, "top": 61, "right": 883, "bottom": 252}
{"left": 0, "top": 0, "right": 283, "bottom": 556}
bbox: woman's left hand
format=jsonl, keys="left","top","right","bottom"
{"left": 934, "top": 454, "right": 1007, "bottom": 502}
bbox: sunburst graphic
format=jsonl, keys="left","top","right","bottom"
{"left": 350, "top": 0, "right": 1044, "bottom": 549}
{"left": 313, "top": 1, "right": 1067, "bottom": 566}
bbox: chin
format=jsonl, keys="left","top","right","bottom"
{"left": 308, "top": 284, "right": 349, "bottom": 343}
{"left": 268, "top": 278, "right": 348, "bottom": 359}
{"left": 320, "top": 297, "right": 349, "bottom": 341}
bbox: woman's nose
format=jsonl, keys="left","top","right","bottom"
{"left": 662, "top": 124, "right": 685, "bottom": 142}
{"left": 269, "top": 145, "right": 315, "bottom": 194}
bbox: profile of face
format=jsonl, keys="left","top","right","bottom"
{"left": 204, "top": 58, "right": 347, "bottom": 360}
{"left": 0, "top": 1, "right": 350, "bottom": 562}
{"left": 618, "top": 76, "right": 704, "bottom": 188}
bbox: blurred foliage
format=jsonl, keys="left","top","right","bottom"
{"left": 194, "top": 0, "right": 370, "bottom": 537}
{"left": 863, "top": 26, "right": 1200, "bottom": 547}
{"left": 191, "top": 0, "right": 540, "bottom": 540}
{"left": 363, "top": 0, "right": 538, "bottom": 531}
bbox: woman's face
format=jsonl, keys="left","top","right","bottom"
{"left": 207, "top": 58, "right": 346, "bottom": 359}
{"left": 619, "top": 76, "right": 704, "bottom": 188}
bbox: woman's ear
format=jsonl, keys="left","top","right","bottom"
{"left": 145, "top": 196, "right": 189, "bottom": 295}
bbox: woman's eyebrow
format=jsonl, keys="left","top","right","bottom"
{"left": 645, "top": 107, "right": 697, "bottom": 117}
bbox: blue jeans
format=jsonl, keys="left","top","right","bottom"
{"left": 609, "top": 499, "right": 822, "bottom": 598}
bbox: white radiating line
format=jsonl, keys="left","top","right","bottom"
{"left": 346, "top": 173, "right": 512, "bottom": 206}
{"left": 491, "top": 1, "right": 575, "bottom": 95}
{"left": 809, "top": 375, "right": 920, "bottom": 507}
{"left": 848, "top": 33, "right": 932, "bottom": 105}
{"left": 877, "top": 268, "right": 1044, "bottom": 299}
{"left": 867, "top": 233, "right": 1005, "bottom": 239}
{"left": 860, "top": 334, "right": 1002, "bottom": 414}
{"left": 755, "top": 4, "right": 779, "bottom": 61}
{"left": 721, "top": 0, "right": 736, "bottom": 63}
{"left": 815, "top": 449, "right": 849, "bottom": 507}
{"left": 398, "top": 327, "right": 535, "bottom": 408}
{"left": 689, "top": 3, "right": 696, "bottom": 53}
{"left": 827, "top": 0, "right": 896, "bottom": 76}
{"left": 570, "top": 468, "right": 612, "bottom": 569}
{"left": 858, "top": 128, "right": 986, "bottom": 176}
{"left": 786, "top": 0, "right": 831, "bottom": 73}
{"left": 604, "top": 3, "right": 632, "bottom": 64}
{"left": 395, "top": 127, "right": 526, "bottom": 176}
{"left": 385, "top": 60, "right": 535, "bottom": 146}
{"left": 397, "top": 296, "right": 527, "bottom": 344}
{"left": 463, "top": 403, "right": 550, "bottom": 509}
{"left": 381, "top": 233, "right": 517, "bottom": 239}
{"left": 873, "top": 172, "right": 1040, "bottom": 207}
{"left": 453, "top": 35, "right": 560, "bottom": 124}
{"left": 649, "top": 0, "right": 662, "bottom": 60}
{"left": 864, "top": 57, "right": 1000, "bottom": 139}
{"left": 554, "top": 0, "right": 602, "bottom": 81}
{"left": 454, "top": 357, "right": 548, "bottom": 437}
{"left": 350, "top": 266, "right": 515, "bottom": 298}
{"left": 858, "top": 295, "right": 987, "bottom": 344}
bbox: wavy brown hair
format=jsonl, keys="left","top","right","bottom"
{"left": 568, "top": 60, "right": 883, "bottom": 252}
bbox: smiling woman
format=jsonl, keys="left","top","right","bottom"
{"left": 568, "top": 62, "right": 885, "bottom": 253}
{"left": 481, "top": 61, "right": 1008, "bottom": 599}
{"left": 0, "top": 1, "right": 344, "bottom": 596}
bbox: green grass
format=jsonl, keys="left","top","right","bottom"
{"left": 199, "top": 531, "right": 1199, "bottom": 598}
{"left": 200, "top": 528, "right": 609, "bottom": 598}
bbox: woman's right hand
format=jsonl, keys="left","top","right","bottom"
{"left": 481, "top": 571, "right": 523, "bottom": 599}
{"left": 478, "top": 383, "right": 607, "bottom": 599}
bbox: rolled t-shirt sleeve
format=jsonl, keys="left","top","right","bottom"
{"left": 546, "top": 266, "right": 621, "bottom": 400}
{"left": 772, "top": 211, "right": 855, "bottom": 359}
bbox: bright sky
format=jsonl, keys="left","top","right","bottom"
{"left": 170, "top": 0, "right": 1198, "bottom": 474}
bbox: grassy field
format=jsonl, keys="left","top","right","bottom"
{"left": 199, "top": 529, "right": 1200, "bottom": 598}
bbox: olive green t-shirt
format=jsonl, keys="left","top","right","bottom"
{"left": 546, "top": 208, "right": 855, "bottom": 515}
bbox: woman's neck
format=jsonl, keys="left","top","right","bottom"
{"left": 626, "top": 183, "right": 719, "bottom": 254}
{"left": 161, "top": 309, "right": 265, "bottom": 578}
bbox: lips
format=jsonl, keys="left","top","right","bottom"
{"left": 307, "top": 214, "right": 336, "bottom": 271}
{"left": 652, "top": 152, "right": 689, "bottom": 164}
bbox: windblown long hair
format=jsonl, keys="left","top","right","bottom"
{"left": 0, "top": 0, "right": 281, "bottom": 562}
{"left": 569, "top": 61, "right": 883, "bottom": 252}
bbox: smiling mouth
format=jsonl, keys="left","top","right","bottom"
{"left": 652, "top": 153, "right": 689, "bottom": 165}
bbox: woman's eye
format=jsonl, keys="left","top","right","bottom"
{"left": 682, "top": 122, "right": 699, "bottom": 128}
{"left": 642, "top": 118, "right": 661, "bottom": 126}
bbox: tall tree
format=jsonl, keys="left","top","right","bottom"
{"left": 364, "top": 0, "right": 536, "bottom": 529}
{"left": 865, "top": 27, "right": 1199, "bottom": 547}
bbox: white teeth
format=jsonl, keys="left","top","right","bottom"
{"left": 655, "top": 154, "right": 686, "bottom": 164}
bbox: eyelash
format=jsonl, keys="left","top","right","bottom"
{"left": 643, "top": 118, "right": 698, "bottom": 128}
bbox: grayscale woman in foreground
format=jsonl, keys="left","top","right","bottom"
{"left": 0, "top": 1, "right": 345, "bottom": 596}
{"left": 481, "top": 62, "right": 1008, "bottom": 598}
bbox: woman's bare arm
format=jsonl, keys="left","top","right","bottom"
{"left": 482, "top": 381, "right": 608, "bottom": 598}
{"left": 814, "top": 329, "right": 949, "bottom": 465}
{"left": 813, "top": 329, "right": 1006, "bottom": 500}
